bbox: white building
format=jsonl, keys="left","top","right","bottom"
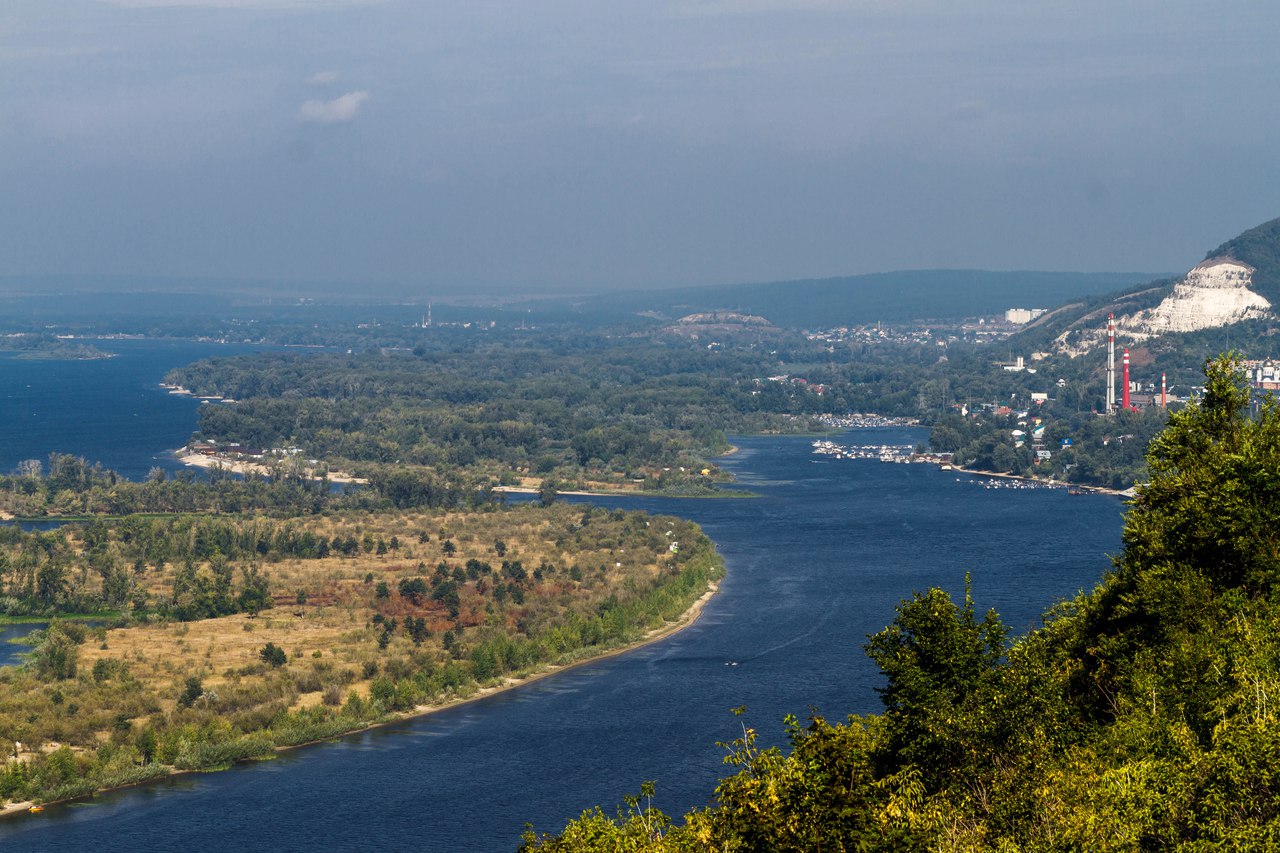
{"left": 1004, "top": 308, "right": 1047, "bottom": 325}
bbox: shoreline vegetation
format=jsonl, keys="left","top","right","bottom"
{"left": 172, "top": 452, "right": 739, "bottom": 500}
{"left": 0, "top": 577, "right": 721, "bottom": 820}
{"left": 0, "top": 502, "right": 724, "bottom": 818}
{"left": 174, "top": 445, "right": 754, "bottom": 500}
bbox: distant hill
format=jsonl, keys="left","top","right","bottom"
{"left": 1007, "top": 215, "right": 1280, "bottom": 358}
{"left": 521, "top": 270, "right": 1164, "bottom": 329}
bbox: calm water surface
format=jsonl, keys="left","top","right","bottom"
{"left": 0, "top": 344, "right": 1126, "bottom": 851}
{"left": 0, "top": 623, "right": 44, "bottom": 668}
{"left": 0, "top": 339, "right": 263, "bottom": 481}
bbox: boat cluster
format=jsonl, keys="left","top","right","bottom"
{"left": 812, "top": 440, "right": 918, "bottom": 463}
{"left": 812, "top": 438, "right": 1078, "bottom": 492}
{"left": 964, "top": 477, "right": 1062, "bottom": 491}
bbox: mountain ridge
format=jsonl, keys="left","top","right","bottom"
{"left": 522, "top": 269, "right": 1165, "bottom": 328}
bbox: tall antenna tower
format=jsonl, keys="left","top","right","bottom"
{"left": 1106, "top": 313, "right": 1116, "bottom": 413}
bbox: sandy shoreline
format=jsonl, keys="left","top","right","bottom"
{"left": 0, "top": 577, "right": 721, "bottom": 819}
{"left": 176, "top": 451, "right": 367, "bottom": 485}
{"left": 493, "top": 485, "right": 646, "bottom": 499}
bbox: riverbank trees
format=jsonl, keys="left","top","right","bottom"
{"left": 931, "top": 404, "right": 1170, "bottom": 489}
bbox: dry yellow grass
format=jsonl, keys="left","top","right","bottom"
{"left": 79, "top": 610, "right": 371, "bottom": 711}
{"left": 72, "top": 503, "right": 684, "bottom": 716}
{"left": 0, "top": 502, "right": 721, "bottom": 812}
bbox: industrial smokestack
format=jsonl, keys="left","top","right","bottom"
{"left": 1122, "top": 348, "right": 1131, "bottom": 410}
{"left": 1162, "top": 372, "right": 1167, "bottom": 408}
{"left": 1107, "top": 313, "right": 1116, "bottom": 412}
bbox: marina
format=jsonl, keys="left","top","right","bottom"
{"left": 812, "top": 438, "right": 1066, "bottom": 490}
{"left": 811, "top": 438, "right": 919, "bottom": 463}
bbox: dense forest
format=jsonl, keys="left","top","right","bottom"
{"left": 164, "top": 337, "right": 845, "bottom": 493}
{"left": 521, "top": 356, "right": 1280, "bottom": 850}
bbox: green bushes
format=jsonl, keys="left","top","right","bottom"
{"left": 30, "top": 623, "right": 81, "bottom": 680}
{"left": 170, "top": 734, "right": 276, "bottom": 771}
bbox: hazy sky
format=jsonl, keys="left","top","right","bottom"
{"left": 2, "top": 1, "right": 1278, "bottom": 295}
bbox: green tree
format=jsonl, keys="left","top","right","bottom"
{"left": 30, "top": 623, "right": 80, "bottom": 680}
{"left": 864, "top": 577, "right": 1006, "bottom": 786}
{"left": 260, "top": 642, "right": 287, "bottom": 667}
{"left": 1121, "top": 352, "right": 1278, "bottom": 593}
{"left": 1064, "top": 354, "right": 1280, "bottom": 736}
{"left": 237, "top": 565, "right": 272, "bottom": 616}
{"left": 177, "top": 675, "right": 203, "bottom": 708}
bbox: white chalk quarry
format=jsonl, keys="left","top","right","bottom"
{"left": 1120, "top": 258, "right": 1269, "bottom": 335}
{"left": 1054, "top": 258, "right": 1271, "bottom": 356}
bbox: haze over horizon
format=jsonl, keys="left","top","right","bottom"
{"left": 3, "top": 1, "right": 1278, "bottom": 297}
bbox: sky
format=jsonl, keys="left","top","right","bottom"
{"left": 2, "top": 0, "right": 1279, "bottom": 297}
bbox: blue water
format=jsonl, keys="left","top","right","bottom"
{"left": 0, "top": 623, "right": 44, "bottom": 667}
{"left": 0, "top": 623, "right": 104, "bottom": 668}
{"left": 0, "top": 339, "right": 263, "bottom": 481}
{"left": 0, "top": 343, "right": 1127, "bottom": 851}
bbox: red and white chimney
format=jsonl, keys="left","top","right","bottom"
{"left": 1161, "top": 372, "right": 1167, "bottom": 408}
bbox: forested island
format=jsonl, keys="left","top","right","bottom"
{"left": 162, "top": 335, "right": 833, "bottom": 496}
{"left": 520, "top": 356, "right": 1280, "bottom": 849}
{"left": 0, "top": 334, "right": 114, "bottom": 361}
{"left": 0, "top": 493, "right": 722, "bottom": 810}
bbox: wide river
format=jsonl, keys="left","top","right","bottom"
{"left": 0, "top": 341, "right": 1125, "bottom": 851}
